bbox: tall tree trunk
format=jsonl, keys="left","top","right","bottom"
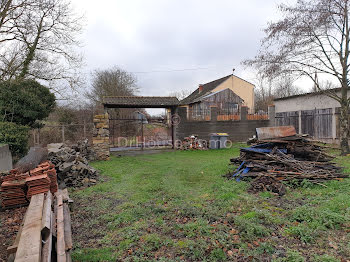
{"left": 339, "top": 98, "right": 350, "bottom": 155}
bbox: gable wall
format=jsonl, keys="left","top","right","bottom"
{"left": 212, "top": 76, "right": 255, "bottom": 112}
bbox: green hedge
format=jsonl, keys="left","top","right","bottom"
{"left": 0, "top": 121, "right": 29, "bottom": 159}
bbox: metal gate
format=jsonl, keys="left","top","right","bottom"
{"left": 109, "top": 116, "right": 172, "bottom": 151}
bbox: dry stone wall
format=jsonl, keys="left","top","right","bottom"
{"left": 92, "top": 113, "right": 110, "bottom": 160}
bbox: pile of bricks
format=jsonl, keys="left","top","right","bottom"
{"left": 0, "top": 161, "right": 58, "bottom": 208}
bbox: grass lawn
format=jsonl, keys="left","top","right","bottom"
{"left": 71, "top": 144, "right": 350, "bottom": 261}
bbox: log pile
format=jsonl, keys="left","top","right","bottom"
{"left": 47, "top": 142, "right": 98, "bottom": 188}
{"left": 226, "top": 134, "right": 348, "bottom": 195}
{"left": 7, "top": 189, "right": 73, "bottom": 262}
{"left": 176, "top": 135, "right": 208, "bottom": 150}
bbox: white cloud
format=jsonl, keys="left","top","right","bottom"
{"left": 72, "top": 0, "right": 300, "bottom": 113}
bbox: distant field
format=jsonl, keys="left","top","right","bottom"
{"left": 71, "top": 144, "right": 350, "bottom": 261}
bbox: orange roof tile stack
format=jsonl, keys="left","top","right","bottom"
{"left": 0, "top": 179, "right": 27, "bottom": 207}
{"left": 26, "top": 174, "right": 51, "bottom": 199}
{"left": 1, "top": 161, "right": 59, "bottom": 208}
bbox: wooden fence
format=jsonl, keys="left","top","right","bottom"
{"left": 276, "top": 108, "right": 333, "bottom": 139}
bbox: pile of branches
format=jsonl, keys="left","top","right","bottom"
{"left": 225, "top": 136, "right": 347, "bottom": 195}
{"left": 176, "top": 135, "right": 208, "bottom": 150}
{"left": 47, "top": 141, "right": 98, "bottom": 188}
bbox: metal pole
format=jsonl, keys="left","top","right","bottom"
{"left": 141, "top": 120, "right": 144, "bottom": 150}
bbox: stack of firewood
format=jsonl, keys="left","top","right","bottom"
{"left": 225, "top": 136, "right": 347, "bottom": 195}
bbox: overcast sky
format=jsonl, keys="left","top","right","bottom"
{"left": 71, "top": 0, "right": 295, "bottom": 113}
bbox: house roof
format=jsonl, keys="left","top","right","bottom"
{"left": 180, "top": 74, "right": 232, "bottom": 105}
{"left": 274, "top": 87, "right": 349, "bottom": 102}
{"left": 103, "top": 96, "right": 179, "bottom": 108}
{"left": 192, "top": 88, "right": 244, "bottom": 103}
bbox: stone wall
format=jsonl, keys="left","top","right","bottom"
{"left": 0, "top": 144, "right": 13, "bottom": 172}
{"left": 92, "top": 113, "right": 110, "bottom": 160}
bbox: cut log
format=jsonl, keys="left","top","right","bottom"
{"left": 56, "top": 193, "right": 66, "bottom": 262}
{"left": 63, "top": 203, "right": 73, "bottom": 251}
{"left": 15, "top": 193, "right": 45, "bottom": 262}
{"left": 41, "top": 191, "right": 52, "bottom": 238}
{"left": 41, "top": 210, "right": 53, "bottom": 262}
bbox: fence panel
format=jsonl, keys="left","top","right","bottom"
{"left": 188, "top": 108, "right": 211, "bottom": 121}
{"left": 301, "top": 110, "right": 315, "bottom": 136}
{"left": 275, "top": 111, "right": 299, "bottom": 132}
{"left": 216, "top": 107, "right": 240, "bottom": 121}
{"left": 314, "top": 108, "right": 333, "bottom": 138}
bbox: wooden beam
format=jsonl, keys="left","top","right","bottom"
{"left": 15, "top": 193, "right": 45, "bottom": 262}
{"left": 63, "top": 203, "right": 72, "bottom": 251}
{"left": 41, "top": 191, "right": 52, "bottom": 238}
{"left": 41, "top": 210, "right": 52, "bottom": 262}
{"left": 7, "top": 207, "right": 29, "bottom": 257}
{"left": 56, "top": 193, "right": 66, "bottom": 262}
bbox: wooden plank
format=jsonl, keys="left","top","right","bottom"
{"left": 41, "top": 210, "right": 52, "bottom": 262}
{"left": 61, "top": 188, "right": 74, "bottom": 207}
{"left": 15, "top": 193, "right": 45, "bottom": 262}
{"left": 7, "top": 207, "right": 29, "bottom": 256}
{"left": 53, "top": 192, "right": 58, "bottom": 238}
{"left": 41, "top": 191, "right": 52, "bottom": 238}
{"left": 57, "top": 193, "right": 66, "bottom": 262}
{"left": 63, "top": 203, "right": 73, "bottom": 251}
{"left": 66, "top": 250, "right": 72, "bottom": 262}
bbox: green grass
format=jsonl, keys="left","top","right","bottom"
{"left": 71, "top": 144, "right": 350, "bottom": 261}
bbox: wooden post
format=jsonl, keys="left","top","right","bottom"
{"left": 83, "top": 120, "right": 86, "bottom": 138}
{"left": 141, "top": 120, "right": 144, "bottom": 150}
{"left": 61, "top": 125, "right": 65, "bottom": 143}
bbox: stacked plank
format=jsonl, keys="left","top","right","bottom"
{"left": 226, "top": 133, "right": 348, "bottom": 195}
{"left": 8, "top": 189, "right": 73, "bottom": 262}
{"left": 176, "top": 135, "right": 208, "bottom": 150}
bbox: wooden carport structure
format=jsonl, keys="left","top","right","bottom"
{"left": 102, "top": 96, "right": 179, "bottom": 150}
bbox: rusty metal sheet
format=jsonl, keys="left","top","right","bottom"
{"left": 256, "top": 126, "right": 297, "bottom": 140}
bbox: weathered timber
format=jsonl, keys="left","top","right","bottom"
{"left": 56, "top": 193, "right": 66, "bottom": 262}
{"left": 6, "top": 206, "right": 29, "bottom": 262}
{"left": 41, "top": 191, "right": 52, "bottom": 238}
{"left": 15, "top": 193, "right": 45, "bottom": 262}
{"left": 41, "top": 210, "right": 53, "bottom": 262}
{"left": 63, "top": 203, "right": 72, "bottom": 251}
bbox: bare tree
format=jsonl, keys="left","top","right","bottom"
{"left": 245, "top": 0, "right": 350, "bottom": 155}
{"left": 87, "top": 67, "right": 138, "bottom": 103}
{"left": 273, "top": 75, "right": 302, "bottom": 99}
{"left": 86, "top": 67, "right": 139, "bottom": 117}
{"left": 0, "top": 0, "right": 84, "bottom": 96}
{"left": 169, "top": 90, "right": 192, "bottom": 101}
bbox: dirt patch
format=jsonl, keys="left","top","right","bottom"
{"left": 0, "top": 206, "right": 27, "bottom": 261}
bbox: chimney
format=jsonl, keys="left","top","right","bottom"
{"left": 198, "top": 84, "right": 203, "bottom": 93}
